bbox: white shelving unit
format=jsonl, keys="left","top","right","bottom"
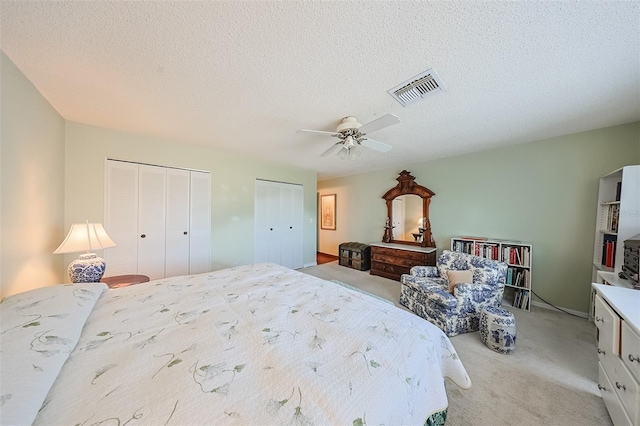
{"left": 451, "top": 237, "right": 532, "bottom": 311}
{"left": 592, "top": 165, "right": 640, "bottom": 279}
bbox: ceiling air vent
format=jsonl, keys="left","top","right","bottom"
{"left": 388, "top": 68, "right": 446, "bottom": 107}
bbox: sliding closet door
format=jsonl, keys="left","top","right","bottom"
{"left": 290, "top": 184, "right": 304, "bottom": 269}
{"left": 267, "top": 182, "right": 284, "bottom": 264}
{"left": 104, "top": 161, "right": 139, "bottom": 277}
{"left": 189, "top": 170, "right": 211, "bottom": 274}
{"left": 138, "top": 165, "right": 166, "bottom": 280}
{"left": 165, "top": 168, "right": 191, "bottom": 277}
{"left": 254, "top": 179, "right": 271, "bottom": 264}
{"left": 279, "top": 183, "right": 294, "bottom": 268}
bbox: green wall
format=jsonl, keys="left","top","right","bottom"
{"left": 64, "top": 122, "right": 318, "bottom": 272}
{"left": 1, "top": 51, "right": 66, "bottom": 299}
{"left": 318, "top": 122, "right": 640, "bottom": 313}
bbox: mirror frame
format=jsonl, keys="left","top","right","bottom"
{"left": 381, "top": 170, "right": 436, "bottom": 247}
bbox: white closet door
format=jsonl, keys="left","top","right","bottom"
{"left": 254, "top": 180, "right": 271, "bottom": 264}
{"left": 165, "top": 168, "right": 191, "bottom": 277}
{"left": 280, "top": 184, "right": 294, "bottom": 269}
{"left": 138, "top": 165, "right": 166, "bottom": 280}
{"left": 189, "top": 171, "right": 211, "bottom": 274}
{"left": 290, "top": 184, "right": 304, "bottom": 269}
{"left": 268, "top": 182, "right": 283, "bottom": 264}
{"left": 254, "top": 180, "right": 304, "bottom": 269}
{"left": 104, "top": 160, "right": 139, "bottom": 277}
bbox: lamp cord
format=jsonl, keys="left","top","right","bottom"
{"left": 530, "top": 289, "right": 585, "bottom": 319}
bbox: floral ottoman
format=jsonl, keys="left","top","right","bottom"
{"left": 480, "top": 306, "right": 516, "bottom": 354}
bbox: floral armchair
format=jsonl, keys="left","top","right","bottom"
{"left": 400, "top": 250, "right": 508, "bottom": 337}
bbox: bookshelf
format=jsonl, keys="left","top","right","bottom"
{"left": 451, "top": 237, "right": 532, "bottom": 311}
{"left": 592, "top": 166, "right": 639, "bottom": 278}
{"left": 588, "top": 165, "right": 639, "bottom": 322}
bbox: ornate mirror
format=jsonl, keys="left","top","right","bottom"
{"left": 382, "top": 170, "right": 435, "bottom": 247}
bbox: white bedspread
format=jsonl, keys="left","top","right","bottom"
{"left": 22, "top": 263, "right": 470, "bottom": 425}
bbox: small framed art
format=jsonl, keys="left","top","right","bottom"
{"left": 320, "top": 194, "right": 336, "bottom": 230}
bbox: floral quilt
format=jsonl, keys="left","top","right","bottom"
{"left": 3, "top": 263, "right": 471, "bottom": 425}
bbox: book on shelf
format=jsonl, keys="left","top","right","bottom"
{"left": 602, "top": 234, "right": 617, "bottom": 268}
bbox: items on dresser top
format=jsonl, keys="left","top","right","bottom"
{"left": 369, "top": 242, "right": 436, "bottom": 281}
{"left": 592, "top": 283, "right": 640, "bottom": 426}
{"left": 622, "top": 236, "right": 639, "bottom": 286}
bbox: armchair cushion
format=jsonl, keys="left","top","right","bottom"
{"left": 447, "top": 270, "right": 473, "bottom": 293}
{"left": 400, "top": 250, "right": 507, "bottom": 337}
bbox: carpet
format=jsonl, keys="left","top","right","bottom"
{"left": 330, "top": 279, "right": 394, "bottom": 305}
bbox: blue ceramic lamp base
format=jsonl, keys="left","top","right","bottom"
{"left": 68, "top": 253, "right": 106, "bottom": 283}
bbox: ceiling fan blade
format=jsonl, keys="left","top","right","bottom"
{"left": 360, "top": 138, "right": 393, "bottom": 152}
{"left": 297, "top": 129, "right": 339, "bottom": 137}
{"left": 358, "top": 114, "right": 400, "bottom": 135}
{"left": 320, "top": 142, "right": 344, "bottom": 157}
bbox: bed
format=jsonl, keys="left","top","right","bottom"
{"left": 1, "top": 263, "right": 471, "bottom": 425}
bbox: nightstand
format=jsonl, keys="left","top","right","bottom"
{"left": 101, "top": 274, "right": 150, "bottom": 289}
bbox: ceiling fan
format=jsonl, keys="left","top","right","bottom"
{"left": 297, "top": 114, "right": 400, "bottom": 160}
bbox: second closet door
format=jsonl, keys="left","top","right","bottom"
{"left": 165, "top": 168, "right": 191, "bottom": 277}
{"left": 138, "top": 165, "right": 167, "bottom": 280}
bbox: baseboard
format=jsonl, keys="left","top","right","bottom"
{"left": 303, "top": 262, "right": 318, "bottom": 268}
{"left": 531, "top": 300, "right": 589, "bottom": 318}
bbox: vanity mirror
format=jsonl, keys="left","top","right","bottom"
{"left": 381, "top": 170, "right": 435, "bottom": 247}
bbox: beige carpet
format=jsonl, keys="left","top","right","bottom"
{"left": 300, "top": 261, "right": 612, "bottom": 426}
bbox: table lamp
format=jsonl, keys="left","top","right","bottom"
{"left": 53, "top": 221, "right": 116, "bottom": 283}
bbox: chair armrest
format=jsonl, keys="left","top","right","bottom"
{"left": 419, "top": 284, "right": 457, "bottom": 309}
{"left": 410, "top": 265, "right": 439, "bottom": 278}
{"left": 453, "top": 282, "right": 505, "bottom": 303}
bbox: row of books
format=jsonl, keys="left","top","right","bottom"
{"left": 506, "top": 267, "right": 529, "bottom": 288}
{"left": 603, "top": 203, "right": 620, "bottom": 233}
{"left": 512, "top": 288, "right": 530, "bottom": 310}
{"left": 503, "top": 246, "right": 530, "bottom": 267}
{"left": 451, "top": 241, "right": 501, "bottom": 260}
{"left": 602, "top": 234, "right": 617, "bottom": 268}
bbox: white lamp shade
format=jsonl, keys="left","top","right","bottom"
{"left": 53, "top": 223, "right": 116, "bottom": 254}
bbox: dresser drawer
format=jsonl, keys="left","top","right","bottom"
{"left": 371, "top": 261, "right": 410, "bottom": 277}
{"left": 622, "top": 321, "right": 640, "bottom": 380}
{"left": 595, "top": 295, "right": 621, "bottom": 356}
{"left": 372, "top": 253, "right": 426, "bottom": 268}
{"left": 606, "top": 354, "right": 640, "bottom": 424}
{"left": 600, "top": 362, "right": 633, "bottom": 426}
{"left": 371, "top": 246, "right": 427, "bottom": 262}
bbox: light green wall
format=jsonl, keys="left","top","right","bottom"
{"left": 64, "top": 122, "right": 318, "bottom": 272}
{"left": 0, "top": 51, "right": 66, "bottom": 299}
{"left": 318, "top": 122, "right": 640, "bottom": 313}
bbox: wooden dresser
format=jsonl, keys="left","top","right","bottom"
{"left": 369, "top": 242, "right": 436, "bottom": 281}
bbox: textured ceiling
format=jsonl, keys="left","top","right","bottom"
{"left": 1, "top": 1, "right": 638, "bottom": 180}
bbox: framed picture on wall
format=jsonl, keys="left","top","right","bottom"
{"left": 320, "top": 194, "right": 336, "bottom": 230}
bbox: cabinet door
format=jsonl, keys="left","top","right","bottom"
{"left": 104, "top": 160, "right": 139, "bottom": 277}
{"left": 138, "top": 165, "right": 166, "bottom": 280}
{"left": 165, "top": 168, "right": 191, "bottom": 277}
{"left": 189, "top": 171, "right": 211, "bottom": 274}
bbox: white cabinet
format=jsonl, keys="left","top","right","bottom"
{"left": 105, "top": 160, "right": 211, "bottom": 280}
{"left": 593, "top": 284, "right": 640, "bottom": 425}
{"left": 254, "top": 179, "right": 303, "bottom": 270}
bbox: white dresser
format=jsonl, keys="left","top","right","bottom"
{"left": 592, "top": 284, "right": 640, "bottom": 425}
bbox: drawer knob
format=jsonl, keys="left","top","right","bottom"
{"left": 597, "top": 348, "right": 606, "bottom": 355}
{"left": 597, "top": 384, "right": 606, "bottom": 391}
{"left": 629, "top": 354, "right": 640, "bottom": 363}
{"left": 615, "top": 382, "right": 626, "bottom": 391}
